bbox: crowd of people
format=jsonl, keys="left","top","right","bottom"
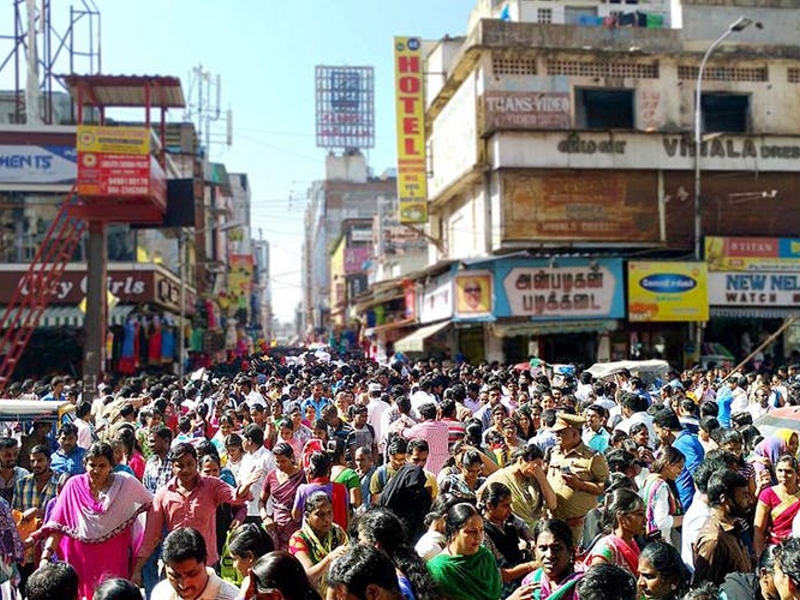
{"left": 2, "top": 352, "right": 800, "bottom": 600}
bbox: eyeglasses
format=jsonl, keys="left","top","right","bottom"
{"left": 464, "top": 287, "right": 481, "bottom": 294}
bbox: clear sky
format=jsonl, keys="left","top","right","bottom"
{"left": 11, "top": 0, "right": 475, "bottom": 323}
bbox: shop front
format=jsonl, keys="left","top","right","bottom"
{"left": 447, "top": 256, "right": 626, "bottom": 365}
{"left": 706, "top": 236, "right": 800, "bottom": 366}
{"left": 0, "top": 263, "right": 195, "bottom": 376}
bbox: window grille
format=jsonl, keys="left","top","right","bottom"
{"left": 678, "top": 65, "right": 768, "bottom": 82}
{"left": 547, "top": 60, "right": 658, "bottom": 78}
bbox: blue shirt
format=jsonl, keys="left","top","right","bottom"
{"left": 673, "top": 429, "right": 705, "bottom": 511}
{"left": 51, "top": 446, "right": 86, "bottom": 476}
{"left": 301, "top": 396, "right": 331, "bottom": 421}
{"left": 716, "top": 386, "right": 733, "bottom": 428}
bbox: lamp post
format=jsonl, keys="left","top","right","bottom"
{"left": 692, "top": 16, "right": 753, "bottom": 357}
{"left": 178, "top": 220, "right": 244, "bottom": 380}
{"left": 694, "top": 16, "right": 753, "bottom": 260}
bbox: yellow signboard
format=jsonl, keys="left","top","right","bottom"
{"left": 394, "top": 36, "right": 428, "bottom": 224}
{"left": 706, "top": 236, "right": 800, "bottom": 272}
{"left": 77, "top": 125, "right": 151, "bottom": 155}
{"left": 628, "top": 262, "right": 709, "bottom": 322}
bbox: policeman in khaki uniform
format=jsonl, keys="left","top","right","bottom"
{"left": 546, "top": 412, "right": 609, "bottom": 542}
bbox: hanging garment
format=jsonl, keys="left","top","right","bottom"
{"left": 148, "top": 315, "right": 162, "bottom": 366}
{"left": 161, "top": 326, "right": 175, "bottom": 363}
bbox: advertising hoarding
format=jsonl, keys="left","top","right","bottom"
{"left": 628, "top": 262, "right": 709, "bottom": 322}
{"left": 501, "top": 171, "right": 659, "bottom": 243}
{"left": 315, "top": 66, "right": 375, "bottom": 150}
{"left": 706, "top": 236, "right": 800, "bottom": 272}
{"left": 76, "top": 125, "right": 150, "bottom": 155}
{"left": 394, "top": 36, "right": 428, "bottom": 224}
{"left": 0, "top": 145, "right": 76, "bottom": 184}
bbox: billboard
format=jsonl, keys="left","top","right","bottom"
{"left": 628, "top": 262, "right": 709, "bottom": 322}
{"left": 76, "top": 125, "right": 150, "bottom": 155}
{"left": 315, "top": 66, "right": 375, "bottom": 150}
{"left": 0, "top": 145, "right": 76, "bottom": 184}
{"left": 705, "top": 236, "right": 800, "bottom": 272}
{"left": 501, "top": 170, "right": 660, "bottom": 243}
{"left": 394, "top": 36, "right": 428, "bottom": 224}
{"left": 709, "top": 272, "right": 800, "bottom": 307}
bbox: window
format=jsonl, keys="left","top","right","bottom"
{"left": 701, "top": 93, "right": 749, "bottom": 133}
{"left": 575, "top": 89, "right": 634, "bottom": 129}
{"left": 564, "top": 6, "right": 598, "bottom": 24}
{"left": 537, "top": 8, "right": 553, "bottom": 23}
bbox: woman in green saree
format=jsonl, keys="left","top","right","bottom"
{"left": 427, "top": 502, "right": 502, "bottom": 600}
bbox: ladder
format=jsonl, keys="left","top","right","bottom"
{"left": 0, "top": 188, "right": 86, "bottom": 393}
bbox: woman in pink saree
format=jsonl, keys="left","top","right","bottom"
{"left": 39, "top": 442, "right": 152, "bottom": 600}
{"left": 754, "top": 454, "right": 800, "bottom": 556}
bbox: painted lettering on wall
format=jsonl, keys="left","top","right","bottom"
{"left": 557, "top": 136, "right": 627, "bottom": 155}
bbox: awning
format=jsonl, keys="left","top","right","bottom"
{"left": 0, "top": 305, "right": 134, "bottom": 328}
{"left": 490, "top": 319, "right": 618, "bottom": 338}
{"left": 394, "top": 320, "right": 450, "bottom": 353}
{"left": 710, "top": 307, "right": 800, "bottom": 319}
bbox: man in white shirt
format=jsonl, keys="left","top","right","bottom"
{"left": 73, "top": 401, "right": 95, "bottom": 450}
{"left": 366, "top": 383, "right": 391, "bottom": 452}
{"left": 239, "top": 424, "right": 274, "bottom": 520}
{"left": 240, "top": 379, "right": 266, "bottom": 409}
{"left": 746, "top": 386, "right": 771, "bottom": 421}
{"left": 681, "top": 458, "right": 723, "bottom": 572}
{"left": 151, "top": 527, "right": 239, "bottom": 600}
{"left": 613, "top": 392, "right": 656, "bottom": 448}
{"left": 409, "top": 378, "right": 436, "bottom": 417}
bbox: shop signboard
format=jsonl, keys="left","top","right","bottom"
{"left": 76, "top": 125, "right": 151, "bottom": 155}
{"left": 420, "top": 272, "right": 454, "bottom": 324}
{"left": 394, "top": 36, "right": 428, "bottom": 224}
{"left": 628, "top": 262, "right": 709, "bottom": 322}
{"left": 77, "top": 154, "right": 166, "bottom": 205}
{"left": 344, "top": 247, "right": 371, "bottom": 274}
{"left": 0, "top": 267, "right": 151, "bottom": 305}
{"left": 493, "top": 258, "right": 625, "bottom": 319}
{"left": 705, "top": 236, "right": 800, "bottom": 272}
{"left": 229, "top": 254, "right": 255, "bottom": 308}
{"left": 0, "top": 145, "right": 77, "bottom": 184}
{"left": 483, "top": 91, "right": 570, "bottom": 131}
{"left": 708, "top": 271, "right": 800, "bottom": 307}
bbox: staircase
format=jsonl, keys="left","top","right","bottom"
{"left": 0, "top": 188, "right": 86, "bottom": 393}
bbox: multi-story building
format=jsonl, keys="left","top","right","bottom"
{"left": 302, "top": 152, "right": 396, "bottom": 336}
{"left": 394, "top": 0, "right": 800, "bottom": 365}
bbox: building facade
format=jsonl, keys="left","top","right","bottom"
{"left": 386, "top": 1, "right": 800, "bottom": 365}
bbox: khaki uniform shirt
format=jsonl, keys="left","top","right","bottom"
{"left": 547, "top": 442, "right": 609, "bottom": 521}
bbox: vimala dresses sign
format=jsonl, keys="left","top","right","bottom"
{"left": 494, "top": 258, "right": 625, "bottom": 319}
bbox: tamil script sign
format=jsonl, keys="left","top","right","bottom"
{"left": 483, "top": 92, "right": 570, "bottom": 130}
{"left": 493, "top": 258, "right": 625, "bottom": 320}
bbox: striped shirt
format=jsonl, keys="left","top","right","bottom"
{"left": 12, "top": 470, "right": 59, "bottom": 513}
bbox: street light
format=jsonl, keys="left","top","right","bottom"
{"left": 178, "top": 220, "right": 244, "bottom": 380}
{"left": 694, "top": 16, "right": 753, "bottom": 260}
{"left": 692, "top": 16, "right": 753, "bottom": 356}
